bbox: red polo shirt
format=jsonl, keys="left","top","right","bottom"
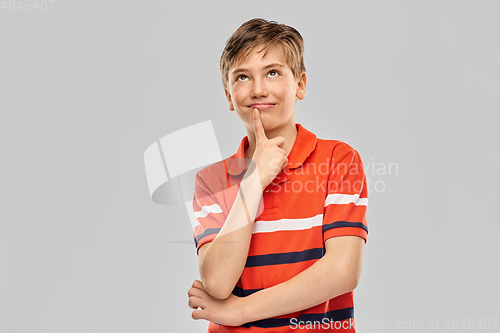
{"left": 192, "top": 123, "right": 368, "bottom": 332}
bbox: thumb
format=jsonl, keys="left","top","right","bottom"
{"left": 191, "top": 308, "right": 206, "bottom": 320}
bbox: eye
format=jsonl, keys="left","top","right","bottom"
{"left": 268, "top": 69, "right": 280, "bottom": 78}
{"left": 237, "top": 74, "right": 248, "bottom": 81}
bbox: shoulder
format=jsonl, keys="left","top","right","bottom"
{"left": 195, "top": 159, "right": 226, "bottom": 179}
{"left": 315, "top": 137, "right": 361, "bottom": 162}
{"left": 195, "top": 152, "right": 241, "bottom": 179}
{"left": 193, "top": 158, "right": 229, "bottom": 195}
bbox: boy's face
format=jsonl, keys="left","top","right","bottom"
{"left": 224, "top": 45, "right": 306, "bottom": 134}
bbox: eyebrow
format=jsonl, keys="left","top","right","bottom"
{"left": 231, "top": 63, "right": 284, "bottom": 75}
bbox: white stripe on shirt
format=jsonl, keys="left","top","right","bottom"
{"left": 253, "top": 214, "right": 323, "bottom": 234}
{"left": 324, "top": 193, "right": 368, "bottom": 207}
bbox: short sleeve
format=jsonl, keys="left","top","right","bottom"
{"left": 192, "top": 163, "right": 233, "bottom": 254}
{"left": 322, "top": 146, "right": 368, "bottom": 243}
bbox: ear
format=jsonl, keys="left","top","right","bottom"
{"left": 295, "top": 72, "right": 307, "bottom": 100}
{"left": 224, "top": 86, "right": 235, "bottom": 111}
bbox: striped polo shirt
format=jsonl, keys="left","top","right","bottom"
{"left": 192, "top": 123, "right": 368, "bottom": 332}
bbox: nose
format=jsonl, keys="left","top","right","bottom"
{"left": 250, "top": 77, "right": 268, "bottom": 98}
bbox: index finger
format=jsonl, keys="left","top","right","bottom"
{"left": 253, "top": 108, "right": 267, "bottom": 143}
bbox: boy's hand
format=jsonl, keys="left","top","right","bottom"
{"left": 251, "top": 108, "right": 288, "bottom": 191}
{"left": 188, "top": 280, "right": 246, "bottom": 326}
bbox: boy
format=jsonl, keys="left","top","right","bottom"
{"left": 188, "top": 18, "right": 368, "bottom": 332}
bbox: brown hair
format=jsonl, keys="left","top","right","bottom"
{"left": 220, "top": 18, "right": 306, "bottom": 90}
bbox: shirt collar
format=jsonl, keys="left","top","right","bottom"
{"left": 227, "top": 123, "right": 317, "bottom": 176}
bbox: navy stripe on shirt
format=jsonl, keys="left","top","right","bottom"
{"left": 232, "top": 285, "right": 262, "bottom": 297}
{"left": 322, "top": 221, "right": 368, "bottom": 234}
{"left": 238, "top": 307, "right": 354, "bottom": 329}
{"left": 194, "top": 227, "right": 221, "bottom": 247}
{"left": 245, "top": 247, "right": 324, "bottom": 268}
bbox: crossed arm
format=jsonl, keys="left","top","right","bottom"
{"left": 188, "top": 234, "right": 365, "bottom": 326}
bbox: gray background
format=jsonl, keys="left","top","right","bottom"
{"left": 1, "top": 0, "right": 499, "bottom": 332}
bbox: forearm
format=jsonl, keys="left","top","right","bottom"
{"left": 242, "top": 249, "right": 361, "bottom": 323}
{"left": 199, "top": 171, "right": 263, "bottom": 299}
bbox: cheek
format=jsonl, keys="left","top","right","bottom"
{"left": 231, "top": 88, "right": 246, "bottom": 104}
{"left": 281, "top": 85, "right": 296, "bottom": 104}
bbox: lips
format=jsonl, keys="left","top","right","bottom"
{"left": 249, "top": 103, "right": 275, "bottom": 109}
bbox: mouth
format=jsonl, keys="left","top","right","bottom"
{"left": 249, "top": 103, "right": 275, "bottom": 109}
